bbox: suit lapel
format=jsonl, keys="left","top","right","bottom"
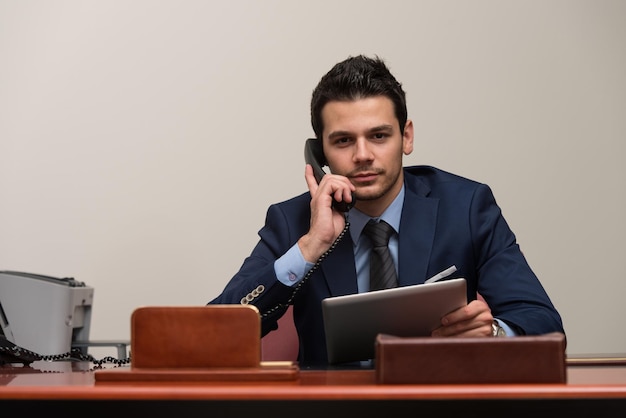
{"left": 317, "top": 172, "right": 439, "bottom": 294}
{"left": 398, "top": 176, "right": 439, "bottom": 285}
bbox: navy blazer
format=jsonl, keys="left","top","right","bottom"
{"left": 209, "top": 166, "right": 564, "bottom": 366}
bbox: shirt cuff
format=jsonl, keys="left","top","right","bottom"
{"left": 494, "top": 318, "right": 517, "bottom": 336}
{"left": 274, "top": 244, "right": 314, "bottom": 287}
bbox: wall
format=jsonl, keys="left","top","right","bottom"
{"left": 1, "top": 0, "right": 624, "bottom": 357}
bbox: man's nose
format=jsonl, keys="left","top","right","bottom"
{"left": 353, "top": 138, "right": 373, "bottom": 162}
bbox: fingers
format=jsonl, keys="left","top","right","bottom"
{"left": 300, "top": 165, "right": 351, "bottom": 261}
{"left": 431, "top": 300, "right": 493, "bottom": 337}
{"left": 304, "top": 164, "right": 355, "bottom": 210}
{"left": 431, "top": 322, "right": 492, "bottom": 338}
{"left": 304, "top": 164, "right": 319, "bottom": 194}
{"left": 442, "top": 299, "right": 490, "bottom": 325}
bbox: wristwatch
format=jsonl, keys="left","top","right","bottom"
{"left": 491, "top": 320, "right": 506, "bottom": 337}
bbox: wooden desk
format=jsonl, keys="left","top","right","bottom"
{"left": 2, "top": 361, "right": 626, "bottom": 417}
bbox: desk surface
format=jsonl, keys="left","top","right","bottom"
{"left": 2, "top": 361, "right": 626, "bottom": 398}
{"left": 2, "top": 361, "right": 626, "bottom": 417}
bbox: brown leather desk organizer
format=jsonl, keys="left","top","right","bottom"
{"left": 375, "top": 332, "right": 566, "bottom": 384}
{"left": 95, "top": 305, "right": 299, "bottom": 382}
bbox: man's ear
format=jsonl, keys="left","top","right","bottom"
{"left": 402, "top": 119, "right": 414, "bottom": 155}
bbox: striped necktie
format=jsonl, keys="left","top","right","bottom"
{"left": 363, "top": 219, "right": 398, "bottom": 291}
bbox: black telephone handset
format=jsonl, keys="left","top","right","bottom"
{"left": 259, "top": 139, "right": 354, "bottom": 322}
{"left": 304, "top": 138, "right": 355, "bottom": 212}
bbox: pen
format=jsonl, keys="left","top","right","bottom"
{"left": 424, "top": 265, "right": 457, "bottom": 284}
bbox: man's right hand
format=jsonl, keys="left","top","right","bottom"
{"left": 298, "top": 164, "right": 354, "bottom": 263}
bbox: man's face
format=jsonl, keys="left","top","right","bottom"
{"left": 321, "top": 96, "right": 414, "bottom": 215}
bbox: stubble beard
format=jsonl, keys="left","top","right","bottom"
{"left": 354, "top": 168, "right": 401, "bottom": 202}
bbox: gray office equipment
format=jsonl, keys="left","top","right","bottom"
{"left": 0, "top": 271, "right": 94, "bottom": 355}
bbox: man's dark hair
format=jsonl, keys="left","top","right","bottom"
{"left": 310, "top": 55, "right": 407, "bottom": 139}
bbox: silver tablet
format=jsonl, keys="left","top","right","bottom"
{"left": 322, "top": 278, "right": 467, "bottom": 364}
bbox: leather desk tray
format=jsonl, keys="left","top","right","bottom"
{"left": 95, "top": 305, "right": 299, "bottom": 382}
{"left": 375, "top": 332, "right": 566, "bottom": 384}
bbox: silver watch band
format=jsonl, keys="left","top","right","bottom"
{"left": 491, "top": 319, "right": 506, "bottom": 337}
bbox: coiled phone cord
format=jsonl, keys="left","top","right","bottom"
{"left": 0, "top": 344, "right": 130, "bottom": 368}
{"left": 260, "top": 220, "right": 350, "bottom": 319}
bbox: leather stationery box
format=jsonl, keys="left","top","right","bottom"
{"left": 130, "top": 305, "right": 262, "bottom": 369}
{"left": 375, "top": 332, "right": 567, "bottom": 384}
{"left": 94, "top": 305, "right": 300, "bottom": 383}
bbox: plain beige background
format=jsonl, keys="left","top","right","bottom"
{"left": 1, "top": 0, "right": 624, "bottom": 357}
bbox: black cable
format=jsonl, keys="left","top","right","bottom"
{"left": 0, "top": 344, "right": 130, "bottom": 368}
{"left": 260, "top": 220, "right": 350, "bottom": 319}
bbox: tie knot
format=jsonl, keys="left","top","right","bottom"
{"left": 363, "top": 219, "right": 394, "bottom": 247}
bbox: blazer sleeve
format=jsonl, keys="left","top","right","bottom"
{"left": 207, "top": 198, "right": 309, "bottom": 336}
{"left": 469, "top": 183, "right": 565, "bottom": 336}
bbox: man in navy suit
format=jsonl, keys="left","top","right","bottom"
{"left": 209, "top": 55, "right": 564, "bottom": 366}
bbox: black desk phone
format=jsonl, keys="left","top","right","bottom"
{"left": 0, "top": 270, "right": 130, "bottom": 367}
